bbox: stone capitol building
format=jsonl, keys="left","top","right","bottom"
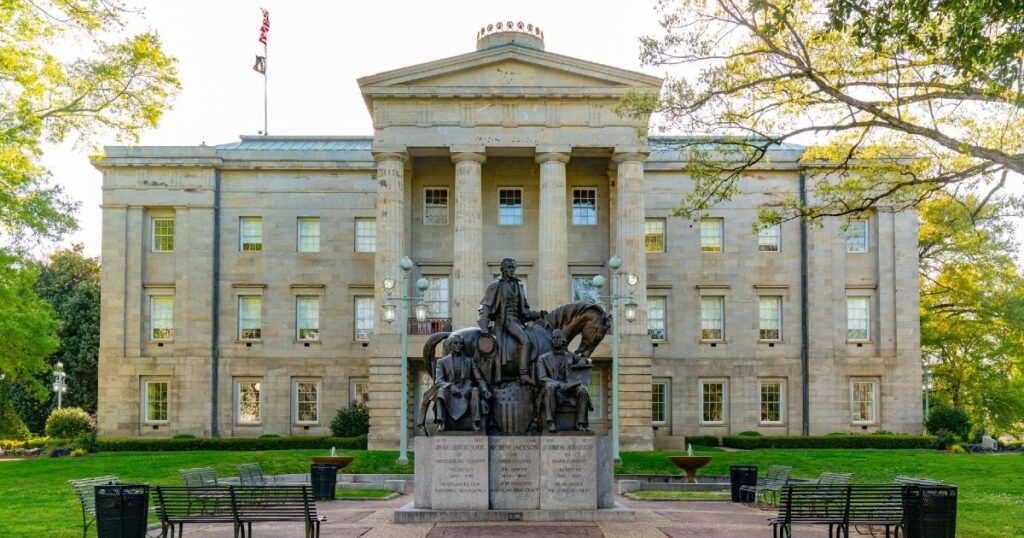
{"left": 94, "top": 23, "right": 923, "bottom": 450}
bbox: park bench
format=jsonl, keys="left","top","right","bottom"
{"left": 155, "top": 486, "right": 238, "bottom": 538}
{"left": 740, "top": 464, "right": 792, "bottom": 507}
{"left": 769, "top": 484, "right": 906, "bottom": 538}
{"left": 236, "top": 463, "right": 273, "bottom": 486}
{"left": 233, "top": 485, "right": 325, "bottom": 538}
{"left": 154, "top": 485, "right": 324, "bottom": 538}
{"left": 180, "top": 467, "right": 219, "bottom": 487}
{"left": 69, "top": 476, "right": 119, "bottom": 538}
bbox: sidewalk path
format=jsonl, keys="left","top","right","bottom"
{"left": 171, "top": 497, "right": 830, "bottom": 537}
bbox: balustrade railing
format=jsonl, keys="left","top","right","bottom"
{"left": 408, "top": 317, "right": 452, "bottom": 335}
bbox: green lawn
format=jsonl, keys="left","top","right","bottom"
{"left": 629, "top": 490, "right": 731, "bottom": 500}
{"left": 0, "top": 449, "right": 410, "bottom": 538}
{"left": 336, "top": 489, "right": 395, "bottom": 499}
{"left": 621, "top": 446, "right": 1024, "bottom": 538}
{"left": 0, "top": 447, "right": 1020, "bottom": 537}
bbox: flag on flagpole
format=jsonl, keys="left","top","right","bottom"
{"left": 258, "top": 8, "right": 270, "bottom": 47}
{"left": 253, "top": 55, "right": 266, "bottom": 74}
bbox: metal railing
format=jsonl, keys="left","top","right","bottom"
{"left": 408, "top": 317, "right": 452, "bottom": 335}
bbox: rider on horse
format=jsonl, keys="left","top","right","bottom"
{"left": 477, "top": 258, "right": 547, "bottom": 384}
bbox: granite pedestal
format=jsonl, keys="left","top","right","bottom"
{"left": 396, "top": 433, "right": 630, "bottom": 523}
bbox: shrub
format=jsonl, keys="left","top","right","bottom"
{"left": 933, "top": 431, "right": 958, "bottom": 450}
{"left": 97, "top": 434, "right": 368, "bottom": 452}
{"left": 71, "top": 448, "right": 88, "bottom": 457}
{"left": 721, "top": 434, "right": 937, "bottom": 449}
{"left": 258, "top": 434, "right": 280, "bottom": 439}
{"left": 684, "top": 435, "right": 720, "bottom": 447}
{"left": 738, "top": 431, "right": 762, "bottom": 437}
{"left": 0, "top": 407, "right": 31, "bottom": 440}
{"left": 172, "top": 434, "right": 196, "bottom": 439}
{"left": 948, "top": 444, "right": 964, "bottom": 454}
{"left": 926, "top": 405, "right": 971, "bottom": 441}
{"left": 45, "top": 407, "right": 96, "bottom": 439}
{"left": 331, "top": 402, "right": 370, "bottom": 438}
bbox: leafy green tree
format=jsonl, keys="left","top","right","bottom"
{"left": 826, "top": 0, "right": 1024, "bottom": 99}
{"left": 622, "top": 0, "right": 1023, "bottom": 221}
{"left": 919, "top": 195, "right": 1024, "bottom": 434}
{"left": 33, "top": 246, "right": 100, "bottom": 413}
{"left": 1, "top": 1, "right": 179, "bottom": 247}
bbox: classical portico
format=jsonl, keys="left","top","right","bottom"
{"left": 359, "top": 25, "right": 663, "bottom": 450}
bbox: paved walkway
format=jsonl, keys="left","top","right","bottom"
{"left": 168, "top": 497, "right": 830, "bottom": 537}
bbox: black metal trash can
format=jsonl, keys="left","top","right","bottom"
{"left": 95, "top": 483, "right": 149, "bottom": 538}
{"left": 902, "top": 485, "right": 957, "bottom": 538}
{"left": 310, "top": 463, "right": 338, "bottom": 501}
{"left": 730, "top": 465, "right": 758, "bottom": 502}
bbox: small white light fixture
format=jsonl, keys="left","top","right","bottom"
{"left": 382, "top": 277, "right": 396, "bottom": 291}
{"left": 624, "top": 300, "right": 639, "bottom": 323}
{"left": 382, "top": 302, "right": 397, "bottom": 324}
{"left": 626, "top": 273, "right": 639, "bottom": 287}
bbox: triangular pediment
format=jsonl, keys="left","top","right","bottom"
{"left": 404, "top": 59, "right": 622, "bottom": 88}
{"left": 358, "top": 45, "right": 662, "bottom": 93}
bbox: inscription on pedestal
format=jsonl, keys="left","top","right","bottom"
{"left": 431, "top": 434, "right": 489, "bottom": 510}
{"left": 489, "top": 436, "right": 540, "bottom": 509}
{"left": 540, "top": 435, "right": 597, "bottom": 509}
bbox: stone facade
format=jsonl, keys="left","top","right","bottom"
{"left": 94, "top": 27, "right": 922, "bottom": 448}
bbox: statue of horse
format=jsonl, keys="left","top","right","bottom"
{"left": 421, "top": 302, "right": 611, "bottom": 433}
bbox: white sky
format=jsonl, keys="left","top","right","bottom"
{"left": 42, "top": 0, "right": 1024, "bottom": 262}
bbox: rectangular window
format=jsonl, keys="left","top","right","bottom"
{"left": 851, "top": 379, "right": 878, "bottom": 423}
{"left": 701, "top": 380, "right": 726, "bottom": 424}
{"left": 648, "top": 296, "right": 667, "bottom": 340}
{"left": 294, "top": 380, "right": 319, "bottom": 424}
{"left": 846, "top": 219, "right": 868, "bottom": 252}
{"left": 239, "top": 296, "right": 262, "bottom": 340}
{"left": 151, "top": 296, "right": 174, "bottom": 340}
{"left": 700, "top": 218, "right": 723, "bottom": 251}
{"left": 425, "top": 276, "right": 449, "bottom": 318}
{"left": 424, "top": 188, "right": 449, "bottom": 225}
{"left": 651, "top": 380, "right": 668, "bottom": 424}
{"left": 296, "top": 296, "right": 320, "bottom": 341}
{"left": 498, "top": 188, "right": 523, "bottom": 225}
{"left": 588, "top": 370, "right": 603, "bottom": 421}
{"left": 572, "top": 188, "right": 597, "bottom": 225}
{"left": 847, "top": 296, "right": 870, "bottom": 341}
{"left": 759, "top": 380, "right": 784, "bottom": 424}
{"left": 700, "top": 296, "right": 724, "bottom": 341}
{"left": 355, "top": 218, "right": 376, "bottom": 252}
{"left": 152, "top": 218, "right": 175, "bottom": 252}
{"left": 572, "top": 275, "right": 599, "bottom": 304}
{"left": 240, "top": 217, "right": 263, "bottom": 251}
{"left": 237, "top": 380, "right": 261, "bottom": 424}
{"left": 350, "top": 377, "right": 370, "bottom": 405}
{"left": 645, "top": 219, "right": 665, "bottom": 252}
{"left": 758, "top": 224, "right": 781, "bottom": 252}
{"left": 144, "top": 381, "right": 168, "bottom": 422}
{"left": 759, "top": 296, "right": 782, "bottom": 340}
{"left": 355, "top": 296, "right": 374, "bottom": 341}
{"left": 297, "top": 217, "right": 320, "bottom": 253}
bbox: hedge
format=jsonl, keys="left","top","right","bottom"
{"left": 0, "top": 437, "right": 74, "bottom": 450}
{"left": 684, "top": 435, "right": 721, "bottom": 447}
{"left": 97, "top": 434, "right": 368, "bottom": 452}
{"left": 720, "top": 434, "right": 937, "bottom": 449}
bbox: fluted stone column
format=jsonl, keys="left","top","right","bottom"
{"left": 451, "top": 151, "right": 486, "bottom": 330}
{"left": 613, "top": 150, "right": 654, "bottom": 452}
{"left": 536, "top": 151, "right": 571, "bottom": 308}
{"left": 369, "top": 150, "right": 407, "bottom": 450}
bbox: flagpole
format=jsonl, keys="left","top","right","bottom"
{"left": 263, "top": 41, "right": 268, "bottom": 135}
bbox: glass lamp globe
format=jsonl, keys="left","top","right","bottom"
{"left": 626, "top": 273, "right": 639, "bottom": 287}
{"left": 414, "top": 302, "right": 429, "bottom": 322}
{"left": 624, "top": 300, "right": 639, "bottom": 323}
{"left": 382, "top": 302, "right": 397, "bottom": 323}
{"left": 382, "top": 277, "right": 396, "bottom": 291}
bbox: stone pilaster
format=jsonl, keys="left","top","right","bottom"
{"left": 613, "top": 150, "right": 653, "bottom": 451}
{"left": 536, "top": 151, "right": 571, "bottom": 308}
{"left": 369, "top": 150, "right": 407, "bottom": 450}
{"left": 451, "top": 150, "right": 486, "bottom": 330}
